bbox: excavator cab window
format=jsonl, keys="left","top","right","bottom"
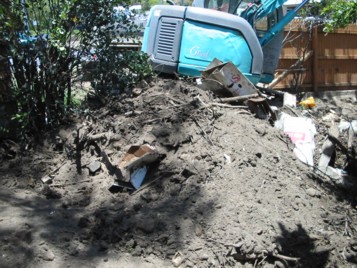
{"left": 204, "top": 0, "right": 242, "bottom": 14}
{"left": 255, "top": 11, "right": 278, "bottom": 38}
{"left": 204, "top": 0, "right": 278, "bottom": 37}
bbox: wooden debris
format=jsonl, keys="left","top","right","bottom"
{"left": 193, "top": 96, "right": 249, "bottom": 111}
{"left": 86, "top": 132, "right": 121, "bottom": 143}
{"left": 41, "top": 175, "right": 53, "bottom": 184}
{"left": 52, "top": 179, "right": 91, "bottom": 187}
{"left": 216, "top": 93, "right": 259, "bottom": 103}
{"left": 318, "top": 125, "right": 339, "bottom": 172}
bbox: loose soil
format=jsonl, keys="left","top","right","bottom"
{"left": 1, "top": 78, "right": 357, "bottom": 268}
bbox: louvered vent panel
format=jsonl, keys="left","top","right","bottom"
{"left": 154, "top": 17, "right": 183, "bottom": 62}
{"left": 157, "top": 22, "right": 176, "bottom": 55}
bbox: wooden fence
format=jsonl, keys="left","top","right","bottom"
{"left": 274, "top": 20, "right": 357, "bottom": 92}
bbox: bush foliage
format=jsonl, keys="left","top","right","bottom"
{"left": 321, "top": 0, "right": 357, "bottom": 32}
{"left": 0, "top": 0, "right": 152, "bottom": 139}
{"left": 301, "top": 0, "right": 357, "bottom": 32}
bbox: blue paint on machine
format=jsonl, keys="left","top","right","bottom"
{"left": 178, "top": 20, "right": 252, "bottom": 78}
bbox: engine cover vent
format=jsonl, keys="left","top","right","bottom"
{"left": 154, "top": 17, "right": 183, "bottom": 62}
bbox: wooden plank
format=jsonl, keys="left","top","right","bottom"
{"left": 274, "top": 82, "right": 357, "bottom": 89}
{"left": 318, "top": 55, "right": 357, "bottom": 60}
{"left": 280, "top": 55, "right": 357, "bottom": 60}
{"left": 284, "top": 20, "right": 357, "bottom": 34}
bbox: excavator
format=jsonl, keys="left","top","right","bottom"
{"left": 141, "top": 0, "right": 309, "bottom": 85}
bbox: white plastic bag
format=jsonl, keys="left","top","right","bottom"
{"left": 275, "top": 112, "right": 316, "bottom": 166}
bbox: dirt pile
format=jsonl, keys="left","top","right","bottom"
{"left": 0, "top": 78, "right": 357, "bottom": 268}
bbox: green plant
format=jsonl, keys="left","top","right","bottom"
{"left": 321, "top": 0, "right": 357, "bottom": 32}
{"left": 300, "top": 0, "right": 357, "bottom": 32}
{"left": 0, "top": 0, "right": 153, "bottom": 139}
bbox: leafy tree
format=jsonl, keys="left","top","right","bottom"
{"left": 321, "top": 0, "right": 357, "bottom": 32}
{"left": 302, "top": 0, "right": 357, "bottom": 32}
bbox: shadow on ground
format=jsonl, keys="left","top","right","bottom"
{"left": 274, "top": 222, "right": 330, "bottom": 268}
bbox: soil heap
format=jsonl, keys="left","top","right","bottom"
{"left": 0, "top": 78, "right": 356, "bottom": 268}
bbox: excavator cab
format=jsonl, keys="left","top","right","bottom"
{"left": 195, "top": 0, "right": 284, "bottom": 83}
{"left": 142, "top": 4, "right": 265, "bottom": 83}
{"left": 141, "top": 0, "right": 306, "bottom": 84}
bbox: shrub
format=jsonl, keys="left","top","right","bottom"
{"left": 0, "top": 0, "right": 152, "bottom": 139}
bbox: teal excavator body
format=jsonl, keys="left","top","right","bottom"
{"left": 142, "top": 0, "right": 309, "bottom": 84}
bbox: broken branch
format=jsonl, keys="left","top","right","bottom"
{"left": 52, "top": 179, "right": 91, "bottom": 187}
{"left": 132, "top": 176, "right": 163, "bottom": 195}
{"left": 193, "top": 118, "right": 214, "bottom": 146}
{"left": 262, "top": 250, "right": 300, "bottom": 262}
{"left": 217, "top": 94, "right": 259, "bottom": 103}
{"left": 86, "top": 132, "right": 121, "bottom": 144}
{"left": 210, "top": 103, "right": 251, "bottom": 112}
{"left": 193, "top": 96, "right": 250, "bottom": 111}
{"left": 268, "top": 50, "right": 313, "bottom": 89}
{"left": 210, "top": 239, "right": 300, "bottom": 264}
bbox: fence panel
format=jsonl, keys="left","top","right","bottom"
{"left": 275, "top": 21, "right": 357, "bottom": 92}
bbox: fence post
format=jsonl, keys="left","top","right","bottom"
{"left": 312, "top": 25, "right": 318, "bottom": 92}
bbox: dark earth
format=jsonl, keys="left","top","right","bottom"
{"left": 1, "top": 77, "right": 357, "bottom": 267}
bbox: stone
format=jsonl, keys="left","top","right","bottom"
{"left": 132, "top": 88, "right": 143, "bottom": 97}
{"left": 40, "top": 247, "right": 55, "bottom": 261}
{"left": 145, "top": 246, "right": 153, "bottom": 255}
{"left": 137, "top": 218, "right": 156, "bottom": 234}
{"left": 167, "top": 237, "right": 176, "bottom": 246}
{"left": 78, "top": 217, "right": 90, "bottom": 228}
{"left": 138, "top": 80, "right": 149, "bottom": 89}
{"left": 88, "top": 161, "right": 101, "bottom": 175}
{"left": 200, "top": 254, "right": 209, "bottom": 260}
{"left": 306, "top": 188, "right": 321, "bottom": 198}
{"left": 132, "top": 245, "right": 142, "bottom": 256}
{"left": 62, "top": 201, "right": 70, "bottom": 209}
{"left": 69, "top": 244, "right": 79, "bottom": 256}
{"left": 141, "top": 191, "right": 159, "bottom": 203}
{"left": 195, "top": 224, "right": 204, "bottom": 237}
{"left": 172, "top": 251, "right": 185, "bottom": 267}
{"left": 224, "top": 154, "right": 232, "bottom": 164}
{"left": 133, "top": 203, "right": 142, "bottom": 211}
{"left": 126, "top": 239, "right": 136, "bottom": 248}
{"left": 99, "top": 241, "right": 109, "bottom": 252}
